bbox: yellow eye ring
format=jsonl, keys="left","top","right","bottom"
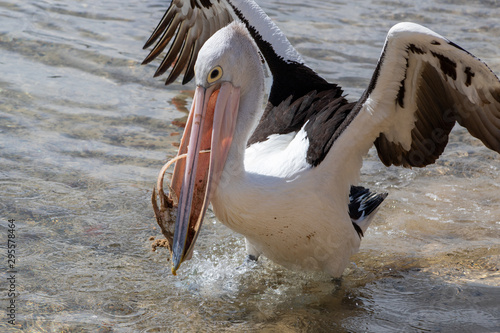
{"left": 207, "top": 66, "right": 223, "bottom": 83}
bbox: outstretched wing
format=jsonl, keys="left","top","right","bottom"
{"left": 142, "top": 0, "right": 307, "bottom": 86}
{"left": 372, "top": 23, "right": 500, "bottom": 167}
{"left": 143, "top": 0, "right": 355, "bottom": 168}
{"left": 142, "top": 0, "right": 234, "bottom": 84}
{"left": 338, "top": 22, "right": 500, "bottom": 170}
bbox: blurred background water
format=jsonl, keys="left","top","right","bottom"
{"left": 0, "top": 0, "right": 499, "bottom": 332}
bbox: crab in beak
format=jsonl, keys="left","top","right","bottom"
{"left": 153, "top": 82, "right": 240, "bottom": 275}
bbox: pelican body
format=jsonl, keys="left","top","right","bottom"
{"left": 143, "top": 0, "right": 500, "bottom": 277}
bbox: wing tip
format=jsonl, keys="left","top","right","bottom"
{"left": 349, "top": 186, "right": 388, "bottom": 239}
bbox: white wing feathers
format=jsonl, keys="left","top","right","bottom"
{"left": 356, "top": 22, "right": 500, "bottom": 167}
{"left": 142, "top": 0, "right": 303, "bottom": 85}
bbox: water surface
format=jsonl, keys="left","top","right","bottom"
{"left": 0, "top": 0, "right": 499, "bottom": 332}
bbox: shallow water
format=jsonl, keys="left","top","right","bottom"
{"left": 0, "top": 0, "right": 499, "bottom": 331}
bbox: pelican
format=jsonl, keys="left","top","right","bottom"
{"left": 143, "top": 0, "right": 500, "bottom": 277}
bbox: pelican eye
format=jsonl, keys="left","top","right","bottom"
{"left": 207, "top": 66, "right": 223, "bottom": 83}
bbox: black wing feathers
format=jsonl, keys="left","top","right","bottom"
{"left": 142, "top": 0, "right": 234, "bottom": 85}
{"left": 371, "top": 28, "right": 500, "bottom": 168}
{"left": 349, "top": 186, "right": 388, "bottom": 238}
{"left": 375, "top": 63, "right": 456, "bottom": 167}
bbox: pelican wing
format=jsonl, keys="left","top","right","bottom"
{"left": 352, "top": 22, "right": 500, "bottom": 168}
{"left": 142, "top": 0, "right": 306, "bottom": 86}
{"left": 143, "top": 0, "right": 352, "bottom": 166}
{"left": 142, "top": 0, "right": 235, "bottom": 84}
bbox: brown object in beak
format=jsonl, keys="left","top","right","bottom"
{"left": 151, "top": 150, "right": 211, "bottom": 255}
{"left": 151, "top": 158, "right": 180, "bottom": 255}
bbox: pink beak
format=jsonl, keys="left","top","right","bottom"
{"left": 169, "top": 82, "right": 240, "bottom": 274}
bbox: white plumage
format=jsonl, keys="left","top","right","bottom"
{"left": 145, "top": 1, "right": 500, "bottom": 277}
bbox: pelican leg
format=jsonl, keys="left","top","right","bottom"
{"left": 331, "top": 277, "right": 343, "bottom": 287}
{"left": 234, "top": 239, "right": 261, "bottom": 271}
{"left": 247, "top": 254, "right": 258, "bottom": 262}
{"left": 245, "top": 238, "right": 261, "bottom": 261}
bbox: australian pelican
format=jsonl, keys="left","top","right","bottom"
{"left": 143, "top": 0, "right": 500, "bottom": 277}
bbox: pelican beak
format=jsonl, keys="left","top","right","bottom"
{"left": 169, "top": 82, "right": 240, "bottom": 275}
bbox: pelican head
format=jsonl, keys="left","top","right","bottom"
{"left": 168, "top": 22, "right": 265, "bottom": 274}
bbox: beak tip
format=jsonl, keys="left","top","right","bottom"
{"left": 172, "top": 252, "right": 182, "bottom": 275}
